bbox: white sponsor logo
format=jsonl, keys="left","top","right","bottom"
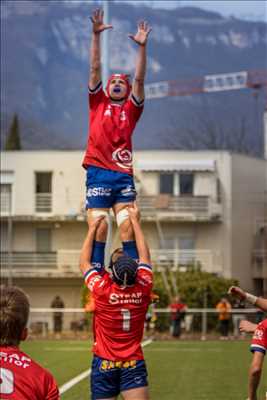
{"left": 109, "top": 292, "right": 143, "bottom": 305}
{"left": 88, "top": 276, "right": 101, "bottom": 290}
{"left": 87, "top": 187, "right": 112, "bottom": 197}
{"left": 112, "top": 148, "right": 132, "bottom": 169}
{"left": 253, "top": 328, "right": 264, "bottom": 341}
{"left": 120, "top": 185, "right": 136, "bottom": 197}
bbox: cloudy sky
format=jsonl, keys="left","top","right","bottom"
{"left": 114, "top": 0, "right": 267, "bottom": 22}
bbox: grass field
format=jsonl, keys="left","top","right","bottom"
{"left": 21, "top": 339, "right": 267, "bottom": 400}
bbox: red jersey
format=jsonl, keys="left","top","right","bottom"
{"left": 0, "top": 346, "right": 59, "bottom": 400}
{"left": 82, "top": 82, "right": 144, "bottom": 175}
{"left": 250, "top": 318, "right": 267, "bottom": 355}
{"left": 84, "top": 263, "right": 153, "bottom": 361}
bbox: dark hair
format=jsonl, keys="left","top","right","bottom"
{"left": 111, "top": 255, "right": 138, "bottom": 287}
{"left": 0, "top": 285, "right": 30, "bottom": 346}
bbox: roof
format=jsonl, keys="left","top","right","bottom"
{"left": 136, "top": 159, "right": 216, "bottom": 172}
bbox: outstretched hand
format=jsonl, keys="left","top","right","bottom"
{"left": 90, "top": 8, "right": 113, "bottom": 34}
{"left": 239, "top": 320, "right": 257, "bottom": 334}
{"left": 89, "top": 216, "right": 106, "bottom": 230}
{"left": 228, "top": 286, "right": 246, "bottom": 300}
{"left": 128, "top": 20, "right": 152, "bottom": 46}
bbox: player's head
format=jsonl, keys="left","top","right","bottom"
{"left": 109, "top": 248, "right": 138, "bottom": 287}
{"left": 0, "top": 285, "right": 30, "bottom": 346}
{"left": 106, "top": 74, "right": 131, "bottom": 101}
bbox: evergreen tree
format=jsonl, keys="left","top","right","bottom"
{"left": 5, "top": 114, "right": 22, "bottom": 150}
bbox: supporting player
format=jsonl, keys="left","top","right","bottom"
{"left": 229, "top": 286, "right": 266, "bottom": 400}
{"left": 83, "top": 8, "right": 151, "bottom": 269}
{"left": 80, "top": 202, "right": 152, "bottom": 400}
{"left": 0, "top": 285, "right": 59, "bottom": 400}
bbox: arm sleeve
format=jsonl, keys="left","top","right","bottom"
{"left": 84, "top": 268, "right": 105, "bottom": 294}
{"left": 88, "top": 81, "right": 105, "bottom": 110}
{"left": 45, "top": 372, "right": 60, "bottom": 400}
{"left": 126, "top": 94, "right": 144, "bottom": 129}
{"left": 136, "top": 263, "right": 153, "bottom": 291}
{"left": 250, "top": 322, "right": 267, "bottom": 355}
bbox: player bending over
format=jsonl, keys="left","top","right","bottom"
{"left": 80, "top": 202, "right": 152, "bottom": 400}
{"left": 83, "top": 8, "right": 151, "bottom": 271}
{"left": 0, "top": 286, "right": 59, "bottom": 400}
{"left": 229, "top": 286, "right": 266, "bottom": 400}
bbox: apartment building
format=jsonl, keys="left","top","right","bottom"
{"left": 1, "top": 150, "right": 266, "bottom": 318}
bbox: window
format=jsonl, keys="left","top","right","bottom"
{"left": 0, "top": 184, "right": 12, "bottom": 214}
{"left": 159, "top": 173, "right": 174, "bottom": 195}
{"left": 36, "top": 228, "right": 52, "bottom": 252}
{"left": 178, "top": 237, "right": 195, "bottom": 265}
{"left": 35, "top": 172, "right": 52, "bottom": 212}
{"left": 179, "top": 173, "right": 194, "bottom": 195}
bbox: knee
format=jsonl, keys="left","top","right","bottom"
{"left": 115, "top": 208, "right": 133, "bottom": 241}
{"left": 87, "top": 209, "right": 109, "bottom": 242}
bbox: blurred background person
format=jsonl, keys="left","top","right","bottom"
{"left": 169, "top": 296, "right": 187, "bottom": 338}
{"left": 216, "top": 297, "right": 232, "bottom": 340}
{"left": 51, "top": 295, "right": 65, "bottom": 338}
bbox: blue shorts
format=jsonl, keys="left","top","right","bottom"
{"left": 85, "top": 166, "right": 136, "bottom": 209}
{"left": 91, "top": 355, "right": 148, "bottom": 400}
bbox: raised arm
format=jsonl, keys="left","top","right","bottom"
{"left": 128, "top": 203, "right": 151, "bottom": 265}
{"left": 129, "top": 20, "right": 151, "bottom": 101}
{"left": 89, "top": 9, "right": 113, "bottom": 89}
{"left": 79, "top": 216, "right": 104, "bottom": 274}
{"left": 228, "top": 286, "right": 267, "bottom": 312}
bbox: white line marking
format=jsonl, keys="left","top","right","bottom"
{"left": 59, "top": 339, "right": 153, "bottom": 395}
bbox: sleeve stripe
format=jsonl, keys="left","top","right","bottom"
{"left": 138, "top": 265, "right": 152, "bottom": 274}
{"left": 138, "top": 263, "right": 152, "bottom": 270}
{"left": 88, "top": 81, "right": 102, "bottom": 94}
{"left": 83, "top": 268, "right": 99, "bottom": 280}
{"left": 131, "top": 94, "right": 144, "bottom": 107}
{"left": 250, "top": 344, "right": 266, "bottom": 354}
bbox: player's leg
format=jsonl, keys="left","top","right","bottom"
{"left": 86, "top": 166, "right": 113, "bottom": 270}
{"left": 113, "top": 202, "right": 139, "bottom": 261}
{"left": 91, "top": 356, "right": 120, "bottom": 400}
{"left": 120, "top": 360, "right": 149, "bottom": 400}
{"left": 121, "top": 386, "right": 149, "bottom": 400}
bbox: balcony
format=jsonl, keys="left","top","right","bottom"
{"left": 252, "top": 250, "right": 267, "bottom": 279}
{"left": 35, "top": 193, "right": 52, "bottom": 213}
{"left": 137, "top": 195, "right": 222, "bottom": 222}
{"left": 0, "top": 249, "right": 223, "bottom": 278}
{"left": 151, "top": 249, "right": 223, "bottom": 274}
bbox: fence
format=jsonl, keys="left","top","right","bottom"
{"left": 28, "top": 308, "right": 265, "bottom": 340}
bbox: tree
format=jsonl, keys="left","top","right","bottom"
{"left": 5, "top": 114, "right": 22, "bottom": 150}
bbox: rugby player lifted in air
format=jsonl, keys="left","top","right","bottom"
{"left": 82, "top": 8, "right": 151, "bottom": 270}
{"left": 229, "top": 286, "right": 267, "bottom": 400}
{"left": 80, "top": 202, "right": 153, "bottom": 400}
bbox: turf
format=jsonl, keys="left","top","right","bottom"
{"left": 21, "top": 339, "right": 267, "bottom": 400}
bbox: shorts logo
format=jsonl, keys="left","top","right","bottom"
{"left": 120, "top": 185, "right": 136, "bottom": 197}
{"left": 87, "top": 187, "right": 112, "bottom": 197}
{"left": 112, "top": 148, "right": 132, "bottom": 169}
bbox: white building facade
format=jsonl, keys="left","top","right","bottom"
{"left": 1, "top": 150, "right": 266, "bottom": 312}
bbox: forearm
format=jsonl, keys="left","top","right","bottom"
{"left": 131, "top": 218, "right": 150, "bottom": 263}
{"left": 248, "top": 370, "right": 261, "bottom": 400}
{"left": 255, "top": 297, "right": 267, "bottom": 311}
{"left": 133, "top": 45, "right": 146, "bottom": 99}
{"left": 79, "top": 227, "right": 97, "bottom": 273}
{"left": 89, "top": 33, "right": 101, "bottom": 86}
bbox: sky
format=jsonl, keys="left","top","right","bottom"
{"left": 114, "top": 0, "right": 267, "bottom": 22}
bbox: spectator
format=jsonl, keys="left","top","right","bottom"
{"left": 232, "top": 298, "right": 245, "bottom": 338}
{"left": 216, "top": 297, "right": 232, "bottom": 339}
{"left": 51, "top": 295, "right": 64, "bottom": 338}
{"left": 169, "top": 296, "right": 187, "bottom": 338}
{"left": 0, "top": 285, "right": 59, "bottom": 399}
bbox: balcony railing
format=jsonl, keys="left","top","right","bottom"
{"left": 137, "top": 195, "right": 222, "bottom": 221}
{"left": 252, "top": 250, "right": 267, "bottom": 278}
{"left": 0, "top": 249, "right": 223, "bottom": 277}
{"left": 35, "top": 193, "right": 52, "bottom": 213}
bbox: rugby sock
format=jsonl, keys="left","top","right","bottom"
{"left": 122, "top": 240, "right": 138, "bottom": 261}
{"left": 91, "top": 240, "right": 106, "bottom": 273}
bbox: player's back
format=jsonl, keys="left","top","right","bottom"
{"left": 91, "top": 266, "right": 152, "bottom": 361}
{"left": 0, "top": 346, "right": 59, "bottom": 400}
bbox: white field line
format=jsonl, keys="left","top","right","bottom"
{"left": 59, "top": 338, "right": 153, "bottom": 396}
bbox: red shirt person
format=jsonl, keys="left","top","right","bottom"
{"left": 0, "top": 286, "right": 59, "bottom": 400}
{"left": 169, "top": 296, "right": 187, "bottom": 338}
{"left": 80, "top": 202, "right": 152, "bottom": 400}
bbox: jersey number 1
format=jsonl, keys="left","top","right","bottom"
{"left": 0, "top": 368, "right": 14, "bottom": 394}
{"left": 121, "top": 309, "right": 131, "bottom": 331}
